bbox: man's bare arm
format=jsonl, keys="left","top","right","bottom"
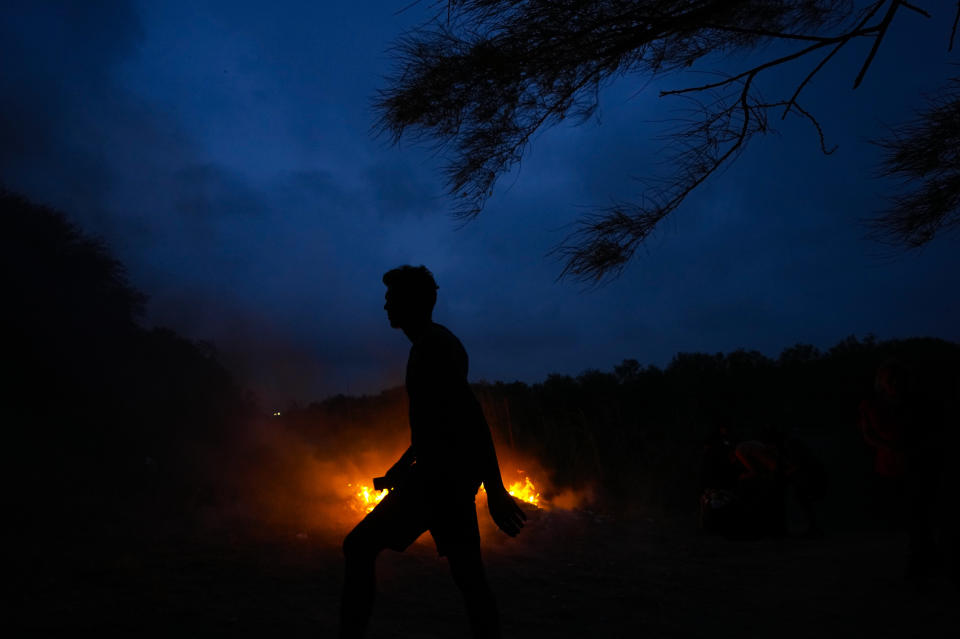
{"left": 858, "top": 406, "right": 901, "bottom": 451}
{"left": 476, "top": 409, "right": 526, "bottom": 536}
{"left": 382, "top": 445, "right": 416, "bottom": 488}
{"left": 395, "top": 445, "right": 416, "bottom": 468}
{"left": 477, "top": 417, "right": 505, "bottom": 492}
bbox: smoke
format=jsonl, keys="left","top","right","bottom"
{"left": 196, "top": 390, "right": 592, "bottom": 545}
{"left": 201, "top": 412, "right": 406, "bottom": 539}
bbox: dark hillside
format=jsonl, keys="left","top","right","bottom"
{"left": 2, "top": 189, "right": 254, "bottom": 560}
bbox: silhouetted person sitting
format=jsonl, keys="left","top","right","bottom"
{"left": 735, "top": 435, "right": 786, "bottom": 537}
{"left": 778, "top": 431, "right": 827, "bottom": 539}
{"left": 699, "top": 425, "right": 739, "bottom": 493}
{"left": 339, "top": 265, "right": 526, "bottom": 639}
{"left": 698, "top": 425, "right": 745, "bottom": 535}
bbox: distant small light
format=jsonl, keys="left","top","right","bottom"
{"left": 273, "top": 411, "right": 281, "bottom": 417}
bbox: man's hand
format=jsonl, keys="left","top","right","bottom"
{"left": 486, "top": 485, "right": 527, "bottom": 537}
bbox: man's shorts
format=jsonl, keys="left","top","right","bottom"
{"left": 348, "top": 474, "right": 480, "bottom": 557}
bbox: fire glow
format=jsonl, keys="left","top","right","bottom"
{"left": 348, "top": 483, "right": 389, "bottom": 514}
{"left": 483, "top": 475, "right": 541, "bottom": 507}
{"left": 348, "top": 472, "right": 542, "bottom": 515}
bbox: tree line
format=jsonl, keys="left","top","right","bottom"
{"left": 5, "top": 186, "right": 957, "bottom": 542}
{"left": 284, "top": 334, "right": 959, "bottom": 522}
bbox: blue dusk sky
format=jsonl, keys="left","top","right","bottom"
{"left": 2, "top": 1, "right": 958, "bottom": 405}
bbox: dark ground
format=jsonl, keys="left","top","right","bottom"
{"left": 19, "top": 508, "right": 958, "bottom": 638}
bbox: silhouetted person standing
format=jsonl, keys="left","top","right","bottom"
{"left": 859, "top": 359, "right": 940, "bottom": 586}
{"left": 339, "top": 265, "right": 526, "bottom": 639}
{"left": 947, "top": 372, "right": 960, "bottom": 588}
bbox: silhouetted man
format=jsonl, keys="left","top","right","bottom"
{"left": 339, "top": 265, "right": 526, "bottom": 639}
{"left": 859, "top": 359, "right": 944, "bottom": 586}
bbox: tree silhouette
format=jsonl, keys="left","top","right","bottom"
{"left": 377, "top": 1, "right": 960, "bottom": 280}
{"left": 2, "top": 189, "right": 251, "bottom": 545}
{"left": 871, "top": 75, "right": 960, "bottom": 247}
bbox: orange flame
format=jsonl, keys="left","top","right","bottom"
{"left": 348, "top": 482, "right": 388, "bottom": 514}
{"left": 478, "top": 472, "right": 541, "bottom": 507}
{"left": 348, "top": 471, "right": 542, "bottom": 516}
{"left": 506, "top": 476, "right": 540, "bottom": 507}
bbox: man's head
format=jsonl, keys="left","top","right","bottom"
{"left": 382, "top": 265, "right": 438, "bottom": 329}
{"left": 875, "top": 358, "right": 909, "bottom": 400}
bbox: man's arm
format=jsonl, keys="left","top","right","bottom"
{"left": 382, "top": 445, "right": 416, "bottom": 489}
{"left": 477, "top": 414, "right": 506, "bottom": 492}
{"left": 475, "top": 406, "right": 526, "bottom": 537}
{"left": 735, "top": 447, "right": 758, "bottom": 480}
{"left": 858, "top": 401, "right": 901, "bottom": 451}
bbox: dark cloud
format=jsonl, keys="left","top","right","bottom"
{"left": 0, "top": 1, "right": 143, "bottom": 197}
{"left": 363, "top": 160, "right": 443, "bottom": 220}
{"left": 1, "top": 1, "right": 957, "bottom": 404}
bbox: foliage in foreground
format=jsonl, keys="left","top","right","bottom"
{"left": 378, "top": 1, "right": 960, "bottom": 280}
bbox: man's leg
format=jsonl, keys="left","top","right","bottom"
{"left": 339, "top": 490, "right": 427, "bottom": 639}
{"left": 339, "top": 527, "right": 384, "bottom": 639}
{"left": 447, "top": 544, "right": 501, "bottom": 639}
